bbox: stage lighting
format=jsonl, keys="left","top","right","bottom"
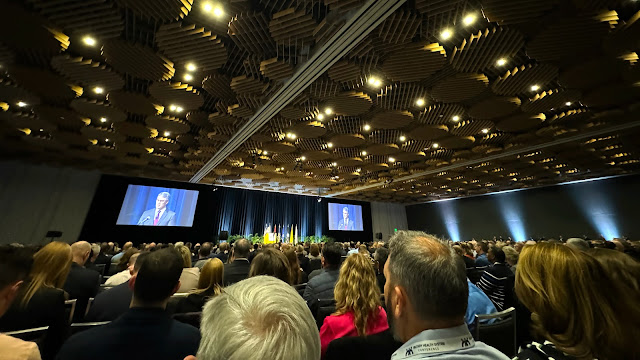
{"left": 569, "top": 181, "right": 620, "bottom": 240}
{"left": 496, "top": 194, "right": 527, "bottom": 241}
{"left": 437, "top": 201, "right": 460, "bottom": 242}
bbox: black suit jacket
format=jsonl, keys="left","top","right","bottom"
{"left": 298, "top": 254, "right": 310, "bottom": 274}
{"left": 92, "top": 253, "right": 112, "bottom": 275}
{"left": 0, "top": 285, "right": 68, "bottom": 360}
{"left": 56, "top": 308, "right": 200, "bottom": 360}
{"left": 325, "top": 329, "right": 402, "bottom": 360}
{"left": 223, "top": 259, "right": 250, "bottom": 286}
{"left": 63, "top": 263, "right": 101, "bottom": 321}
{"left": 85, "top": 282, "right": 132, "bottom": 322}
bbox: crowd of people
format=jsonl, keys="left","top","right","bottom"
{"left": 0, "top": 234, "right": 639, "bottom": 360}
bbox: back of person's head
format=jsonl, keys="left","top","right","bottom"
{"left": 197, "top": 276, "right": 320, "bottom": 360}
{"left": 479, "top": 241, "right": 489, "bottom": 253}
{"left": 0, "top": 245, "right": 34, "bottom": 316}
{"left": 196, "top": 258, "right": 224, "bottom": 296}
{"left": 200, "top": 242, "right": 212, "bottom": 257}
{"left": 387, "top": 231, "right": 467, "bottom": 337}
{"left": 22, "top": 241, "right": 72, "bottom": 306}
{"left": 90, "top": 243, "right": 100, "bottom": 257}
{"left": 132, "top": 252, "right": 149, "bottom": 274}
{"left": 123, "top": 241, "right": 133, "bottom": 251}
{"left": 177, "top": 245, "right": 192, "bottom": 268}
{"left": 502, "top": 246, "right": 519, "bottom": 266}
{"left": 489, "top": 245, "right": 506, "bottom": 263}
{"left": 118, "top": 248, "right": 139, "bottom": 270}
{"left": 71, "top": 241, "right": 92, "bottom": 264}
{"left": 589, "top": 248, "right": 640, "bottom": 293}
{"left": 452, "top": 245, "right": 464, "bottom": 257}
{"left": 283, "top": 249, "right": 300, "bottom": 285}
{"left": 358, "top": 244, "right": 368, "bottom": 255}
{"left": 309, "top": 243, "right": 320, "bottom": 257}
{"left": 566, "top": 238, "right": 590, "bottom": 252}
{"left": 100, "top": 242, "right": 109, "bottom": 254}
{"left": 334, "top": 253, "right": 381, "bottom": 336}
{"left": 132, "top": 248, "right": 183, "bottom": 305}
{"left": 295, "top": 245, "right": 304, "bottom": 254}
{"left": 233, "top": 238, "right": 251, "bottom": 258}
{"left": 321, "top": 242, "right": 342, "bottom": 267}
{"left": 516, "top": 242, "right": 640, "bottom": 359}
{"left": 249, "top": 248, "right": 291, "bottom": 284}
{"left": 219, "top": 242, "right": 230, "bottom": 252}
{"left": 374, "top": 247, "right": 389, "bottom": 269}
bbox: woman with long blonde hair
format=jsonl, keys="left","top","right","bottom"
{"left": 176, "top": 245, "right": 200, "bottom": 293}
{"left": 0, "top": 242, "right": 73, "bottom": 359}
{"left": 515, "top": 242, "right": 640, "bottom": 360}
{"left": 319, "top": 253, "right": 388, "bottom": 358}
{"left": 175, "top": 258, "right": 224, "bottom": 313}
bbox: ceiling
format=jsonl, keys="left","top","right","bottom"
{"left": 1, "top": 0, "right": 639, "bottom": 203}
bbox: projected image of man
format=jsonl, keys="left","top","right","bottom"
{"left": 338, "top": 206, "right": 355, "bottom": 230}
{"left": 137, "top": 192, "right": 176, "bottom": 226}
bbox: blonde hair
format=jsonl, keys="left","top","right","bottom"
{"left": 22, "top": 242, "right": 72, "bottom": 306}
{"left": 333, "top": 253, "right": 381, "bottom": 336}
{"left": 177, "top": 245, "right": 191, "bottom": 268}
{"left": 193, "top": 258, "right": 223, "bottom": 296}
{"left": 516, "top": 243, "right": 640, "bottom": 360}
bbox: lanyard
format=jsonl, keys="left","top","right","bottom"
{"left": 391, "top": 334, "right": 475, "bottom": 359}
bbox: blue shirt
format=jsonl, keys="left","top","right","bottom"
{"left": 466, "top": 280, "right": 497, "bottom": 332}
{"left": 475, "top": 253, "right": 491, "bottom": 267}
{"left": 391, "top": 324, "right": 509, "bottom": 359}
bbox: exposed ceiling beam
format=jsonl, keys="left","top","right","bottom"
{"left": 327, "top": 120, "right": 640, "bottom": 197}
{"left": 189, "top": 0, "right": 408, "bottom": 183}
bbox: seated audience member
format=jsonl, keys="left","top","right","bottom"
{"left": 110, "top": 242, "right": 133, "bottom": 264}
{"left": 357, "top": 244, "right": 370, "bottom": 258}
{"left": 566, "top": 238, "right": 590, "bottom": 252}
{"left": 85, "top": 243, "right": 101, "bottom": 272}
{"left": 193, "top": 242, "right": 213, "bottom": 270}
{"left": 373, "top": 247, "right": 388, "bottom": 294}
{"left": 454, "top": 245, "right": 476, "bottom": 269}
{"left": 63, "top": 241, "right": 101, "bottom": 320}
{"left": 248, "top": 248, "right": 291, "bottom": 284}
{"left": 514, "top": 243, "right": 639, "bottom": 360}
{"left": 57, "top": 249, "right": 200, "bottom": 360}
{"left": 385, "top": 231, "right": 509, "bottom": 359}
{"left": 176, "top": 245, "right": 200, "bottom": 293}
{"left": 476, "top": 245, "right": 515, "bottom": 311}
{"left": 319, "top": 254, "right": 388, "bottom": 358}
{"left": 85, "top": 253, "right": 148, "bottom": 322}
{"left": 466, "top": 279, "right": 497, "bottom": 332}
{"left": 303, "top": 242, "right": 343, "bottom": 312}
{"left": 175, "top": 258, "right": 224, "bottom": 314}
{"left": 474, "top": 241, "right": 491, "bottom": 267}
{"left": 308, "top": 244, "right": 322, "bottom": 274}
{"left": 92, "top": 243, "right": 111, "bottom": 275}
{"left": 213, "top": 242, "right": 230, "bottom": 263}
{"left": 223, "top": 239, "right": 251, "bottom": 286}
{"left": 297, "top": 245, "right": 310, "bottom": 274}
{"left": 188, "top": 276, "right": 320, "bottom": 360}
{"left": 284, "top": 248, "right": 307, "bottom": 285}
{"left": 0, "top": 242, "right": 72, "bottom": 360}
{"left": 0, "top": 245, "right": 42, "bottom": 360}
{"left": 502, "top": 245, "right": 519, "bottom": 274}
{"left": 590, "top": 248, "right": 640, "bottom": 292}
{"left": 105, "top": 251, "right": 140, "bottom": 286}
{"left": 111, "top": 247, "right": 138, "bottom": 275}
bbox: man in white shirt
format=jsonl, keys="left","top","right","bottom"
{"left": 105, "top": 252, "right": 141, "bottom": 286}
{"left": 384, "top": 231, "right": 509, "bottom": 360}
{"left": 137, "top": 192, "right": 176, "bottom": 226}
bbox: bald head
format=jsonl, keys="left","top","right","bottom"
{"left": 71, "top": 241, "right": 92, "bottom": 266}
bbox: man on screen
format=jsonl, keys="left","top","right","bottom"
{"left": 337, "top": 206, "right": 355, "bottom": 230}
{"left": 137, "top": 192, "right": 176, "bottom": 226}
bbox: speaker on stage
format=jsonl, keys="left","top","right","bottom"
{"left": 375, "top": 232, "right": 383, "bottom": 240}
{"left": 219, "top": 231, "right": 229, "bottom": 241}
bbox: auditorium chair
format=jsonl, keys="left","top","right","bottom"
{"left": 294, "top": 283, "right": 307, "bottom": 296}
{"left": 473, "top": 307, "right": 517, "bottom": 357}
{"left": 70, "top": 321, "right": 110, "bottom": 335}
{"left": 4, "top": 326, "right": 49, "bottom": 342}
{"left": 84, "top": 297, "right": 95, "bottom": 318}
{"left": 64, "top": 299, "right": 77, "bottom": 324}
{"left": 315, "top": 298, "right": 336, "bottom": 329}
{"left": 173, "top": 312, "right": 202, "bottom": 329}
{"left": 93, "top": 264, "right": 106, "bottom": 277}
{"left": 308, "top": 258, "right": 322, "bottom": 273}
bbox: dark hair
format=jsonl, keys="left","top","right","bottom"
{"left": 490, "top": 246, "right": 506, "bottom": 263}
{"left": 100, "top": 242, "right": 110, "bottom": 254}
{"left": 479, "top": 241, "right": 489, "bottom": 253}
{"left": 249, "top": 248, "right": 291, "bottom": 284}
{"left": 233, "top": 239, "right": 251, "bottom": 258}
{"left": 117, "top": 248, "right": 139, "bottom": 272}
{"left": 199, "top": 242, "right": 212, "bottom": 257}
{"left": 133, "top": 248, "right": 183, "bottom": 304}
{"left": 374, "top": 247, "right": 389, "bottom": 269}
{"left": 322, "top": 242, "right": 342, "bottom": 267}
{"left": 133, "top": 252, "right": 150, "bottom": 273}
{"left": 0, "top": 245, "right": 34, "bottom": 289}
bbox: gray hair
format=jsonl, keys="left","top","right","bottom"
{"left": 502, "top": 246, "right": 519, "bottom": 265}
{"left": 197, "top": 276, "right": 320, "bottom": 360}
{"left": 566, "top": 238, "right": 589, "bottom": 252}
{"left": 157, "top": 192, "right": 170, "bottom": 201}
{"left": 90, "top": 243, "right": 101, "bottom": 256}
{"left": 388, "top": 231, "right": 468, "bottom": 322}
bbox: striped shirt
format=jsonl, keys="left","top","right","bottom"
{"left": 476, "top": 263, "right": 514, "bottom": 311}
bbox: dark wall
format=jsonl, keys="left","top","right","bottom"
{"left": 406, "top": 175, "right": 640, "bottom": 241}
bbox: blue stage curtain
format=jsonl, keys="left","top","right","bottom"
{"left": 216, "top": 187, "right": 323, "bottom": 238}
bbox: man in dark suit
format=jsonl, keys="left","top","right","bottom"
{"left": 476, "top": 246, "right": 515, "bottom": 311}
{"left": 325, "top": 329, "right": 402, "bottom": 360}
{"left": 303, "top": 242, "right": 342, "bottom": 312}
{"left": 57, "top": 248, "right": 200, "bottom": 360}
{"left": 337, "top": 206, "right": 355, "bottom": 230}
{"left": 137, "top": 192, "right": 176, "bottom": 226}
{"left": 85, "top": 253, "right": 148, "bottom": 322}
{"left": 63, "top": 241, "right": 101, "bottom": 321}
{"left": 223, "top": 239, "right": 251, "bottom": 286}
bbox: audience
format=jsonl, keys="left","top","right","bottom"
{"left": 590, "top": 248, "right": 640, "bottom": 292}
{"left": 86, "top": 252, "right": 148, "bottom": 322}
{"left": 502, "top": 246, "right": 519, "bottom": 274}
{"left": 319, "top": 253, "right": 388, "bottom": 358}
{"left": 188, "top": 276, "right": 320, "bottom": 360}
{"left": 110, "top": 241, "right": 133, "bottom": 264}
{"left": 0, "top": 242, "right": 72, "bottom": 360}
{"left": 303, "top": 242, "right": 342, "bottom": 312}
{"left": 176, "top": 245, "right": 200, "bottom": 293}
{"left": 57, "top": 248, "right": 200, "bottom": 360}
{"left": 284, "top": 248, "right": 307, "bottom": 285}
{"left": 213, "top": 242, "right": 230, "bottom": 263}
{"left": 91, "top": 243, "right": 112, "bottom": 275}
{"left": 248, "top": 247, "right": 291, "bottom": 284}
{"left": 63, "top": 241, "right": 101, "bottom": 321}
{"left": 384, "top": 231, "right": 509, "bottom": 359}
{"left": 104, "top": 251, "right": 140, "bottom": 286}
{"left": 296, "top": 245, "right": 310, "bottom": 274}
{"left": 372, "top": 247, "right": 388, "bottom": 296}
{"left": 514, "top": 243, "right": 639, "bottom": 360}
{"left": 474, "top": 241, "right": 491, "bottom": 267}
{"left": 112, "top": 247, "right": 138, "bottom": 274}
{"left": 193, "top": 242, "right": 212, "bottom": 270}
{"left": 175, "top": 258, "right": 223, "bottom": 314}
{"left": 308, "top": 243, "right": 322, "bottom": 273}
{"left": 223, "top": 239, "right": 251, "bottom": 286}
{"left": 0, "top": 245, "right": 41, "bottom": 360}
{"left": 476, "top": 245, "right": 515, "bottom": 311}
{"left": 566, "top": 238, "right": 590, "bottom": 252}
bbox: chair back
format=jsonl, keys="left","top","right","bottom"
{"left": 173, "top": 312, "right": 202, "bottom": 329}
{"left": 93, "top": 264, "right": 106, "bottom": 277}
{"left": 294, "top": 283, "right": 306, "bottom": 296}
{"left": 315, "top": 298, "right": 336, "bottom": 329}
{"left": 4, "top": 326, "right": 49, "bottom": 342}
{"left": 84, "top": 297, "right": 95, "bottom": 318}
{"left": 473, "top": 307, "right": 516, "bottom": 357}
{"left": 64, "top": 299, "right": 77, "bottom": 324}
{"left": 98, "top": 284, "right": 114, "bottom": 293}
{"left": 70, "top": 321, "right": 110, "bottom": 335}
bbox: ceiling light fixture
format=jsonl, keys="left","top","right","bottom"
{"left": 452, "top": 115, "right": 460, "bottom": 121}
{"left": 286, "top": 133, "right": 296, "bottom": 139}
{"left": 203, "top": 2, "right": 213, "bottom": 11}
{"left": 327, "top": 142, "right": 333, "bottom": 148}
{"left": 496, "top": 58, "right": 507, "bottom": 66}
{"left": 176, "top": 106, "right": 183, "bottom": 112}
{"left": 482, "top": 128, "right": 489, "bottom": 134}
{"left": 17, "top": 101, "right": 27, "bottom": 107}
{"left": 565, "top": 101, "right": 572, "bottom": 106}
{"left": 332, "top": 162, "right": 337, "bottom": 167}
{"left": 462, "top": 14, "right": 476, "bottom": 26}
{"left": 399, "top": 135, "right": 406, "bottom": 142}
{"left": 440, "top": 29, "right": 453, "bottom": 40}
{"left": 433, "top": 143, "right": 440, "bottom": 148}
{"left": 317, "top": 114, "right": 325, "bottom": 120}
{"left": 368, "top": 77, "right": 382, "bottom": 87}
{"left": 93, "top": 87, "right": 104, "bottom": 94}
{"left": 100, "top": 117, "right": 107, "bottom": 123}
{"left": 324, "top": 108, "right": 333, "bottom": 115}
{"left": 169, "top": 105, "right": 177, "bottom": 111}
{"left": 105, "top": 138, "right": 109, "bottom": 142}
{"left": 361, "top": 151, "right": 367, "bottom": 156}
{"left": 363, "top": 124, "right": 371, "bottom": 131}
{"left": 416, "top": 98, "right": 425, "bottom": 107}
{"left": 263, "top": 150, "right": 268, "bottom": 155}
{"left": 82, "top": 36, "right": 97, "bottom": 46}
{"left": 530, "top": 85, "right": 540, "bottom": 91}
{"left": 164, "top": 131, "right": 170, "bottom": 137}
{"left": 213, "top": 6, "right": 224, "bottom": 17}
{"left": 183, "top": 74, "right": 193, "bottom": 82}
{"left": 388, "top": 157, "right": 396, "bottom": 163}
{"left": 186, "top": 63, "right": 197, "bottom": 72}
{"left": 300, "top": 156, "right": 306, "bottom": 161}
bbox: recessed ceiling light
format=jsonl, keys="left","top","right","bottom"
{"left": 186, "top": 63, "right": 197, "bottom": 72}
{"left": 433, "top": 143, "right": 439, "bottom": 148}
{"left": 286, "top": 133, "right": 296, "bottom": 139}
{"left": 452, "top": 115, "right": 460, "bottom": 121}
{"left": 93, "top": 87, "right": 104, "bottom": 94}
{"left": 388, "top": 157, "right": 396, "bottom": 163}
{"left": 462, "top": 14, "right": 476, "bottom": 26}
{"left": 324, "top": 108, "right": 333, "bottom": 115}
{"left": 317, "top": 114, "right": 325, "bottom": 120}
{"left": 17, "top": 101, "right": 27, "bottom": 107}
{"left": 496, "top": 58, "right": 507, "bottom": 66}
{"left": 363, "top": 124, "right": 371, "bottom": 131}
{"left": 482, "top": 128, "right": 489, "bottom": 134}
{"left": 300, "top": 156, "right": 306, "bottom": 161}
{"left": 399, "top": 135, "right": 406, "bottom": 142}
{"left": 327, "top": 142, "right": 333, "bottom": 148}
{"left": 176, "top": 106, "right": 183, "bottom": 112}
{"left": 213, "top": 6, "right": 224, "bottom": 17}
{"left": 368, "top": 77, "right": 383, "bottom": 88}
{"left": 100, "top": 117, "right": 107, "bottom": 123}
{"left": 202, "top": 2, "right": 213, "bottom": 11}
{"left": 105, "top": 138, "right": 110, "bottom": 142}
{"left": 183, "top": 74, "right": 193, "bottom": 81}
{"left": 565, "top": 101, "right": 572, "bottom": 106}
{"left": 82, "top": 36, "right": 97, "bottom": 46}
{"left": 416, "top": 98, "right": 425, "bottom": 107}
{"left": 263, "top": 150, "right": 268, "bottom": 155}
{"left": 440, "top": 29, "right": 453, "bottom": 40}
{"left": 332, "top": 162, "right": 337, "bottom": 167}
{"left": 361, "top": 151, "right": 367, "bottom": 156}
{"left": 169, "top": 105, "right": 177, "bottom": 111}
{"left": 530, "top": 85, "right": 540, "bottom": 91}
{"left": 164, "top": 131, "right": 170, "bottom": 137}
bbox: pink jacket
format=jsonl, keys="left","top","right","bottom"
{"left": 319, "top": 306, "right": 389, "bottom": 358}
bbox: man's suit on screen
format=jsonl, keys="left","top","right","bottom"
{"left": 137, "top": 209, "right": 176, "bottom": 226}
